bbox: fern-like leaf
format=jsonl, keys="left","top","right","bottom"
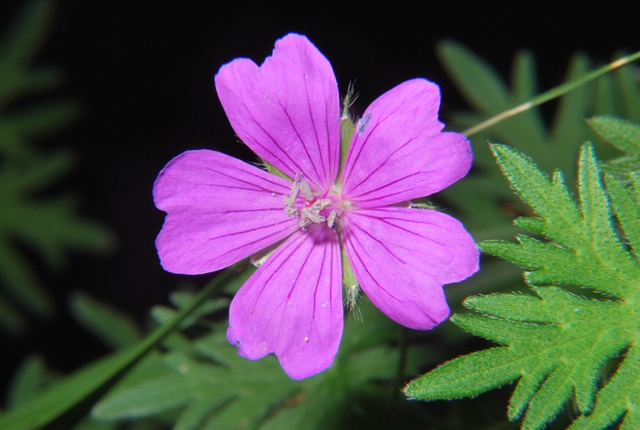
{"left": 90, "top": 297, "right": 418, "bottom": 430}
{"left": 588, "top": 115, "right": 640, "bottom": 180}
{"left": 405, "top": 142, "right": 640, "bottom": 430}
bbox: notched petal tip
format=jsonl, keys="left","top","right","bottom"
{"left": 214, "top": 33, "right": 341, "bottom": 192}
{"left": 341, "top": 78, "right": 473, "bottom": 207}
{"left": 227, "top": 226, "right": 343, "bottom": 379}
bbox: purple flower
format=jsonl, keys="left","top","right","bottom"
{"left": 153, "top": 34, "right": 478, "bottom": 379}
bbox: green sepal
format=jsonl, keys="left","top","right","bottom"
{"left": 336, "top": 84, "right": 356, "bottom": 186}
{"left": 340, "top": 236, "right": 358, "bottom": 289}
{"left": 262, "top": 160, "right": 292, "bottom": 182}
{"left": 338, "top": 224, "right": 360, "bottom": 316}
{"left": 410, "top": 202, "right": 436, "bottom": 209}
{"left": 337, "top": 112, "right": 354, "bottom": 186}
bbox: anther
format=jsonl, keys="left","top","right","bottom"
{"left": 296, "top": 173, "right": 314, "bottom": 200}
{"left": 327, "top": 210, "right": 338, "bottom": 228}
{"left": 284, "top": 173, "right": 341, "bottom": 230}
{"left": 299, "top": 198, "right": 331, "bottom": 230}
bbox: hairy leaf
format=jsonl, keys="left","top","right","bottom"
{"left": 69, "top": 293, "right": 142, "bottom": 349}
{"left": 405, "top": 140, "right": 640, "bottom": 430}
{"left": 6, "top": 355, "right": 57, "bottom": 408}
{"left": 589, "top": 115, "right": 640, "bottom": 180}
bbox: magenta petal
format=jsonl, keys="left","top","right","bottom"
{"left": 341, "top": 79, "right": 472, "bottom": 207}
{"left": 154, "top": 150, "right": 299, "bottom": 274}
{"left": 215, "top": 33, "right": 340, "bottom": 192}
{"left": 227, "top": 225, "right": 342, "bottom": 379}
{"left": 341, "top": 207, "right": 478, "bottom": 330}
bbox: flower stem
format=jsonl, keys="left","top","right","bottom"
{"left": 2, "top": 260, "right": 249, "bottom": 430}
{"left": 463, "top": 50, "right": 640, "bottom": 137}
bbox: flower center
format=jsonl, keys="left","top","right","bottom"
{"left": 284, "top": 173, "right": 341, "bottom": 230}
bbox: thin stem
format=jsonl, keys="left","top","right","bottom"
{"left": 7, "top": 261, "right": 249, "bottom": 430}
{"left": 117, "top": 260, "right": 247, "bottom": 366}
{"left": 463, "top": 50, "right": 640, "bottom": 137}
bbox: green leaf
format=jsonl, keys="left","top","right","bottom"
{"left": 589, "top": 115, "right": 640, "bottom": 180}
{"left": 0, "top": 293, "right": 27, "bottom": 335}
{"left": 262, "top": 160, "right": 292, "bottom": 182}
{"left": 484, "top": 144, "right": 639, "bottom": 298}
{"left": 437, "top": 44, "right": 640, "bottom": 246}
{"left": 0, "top": 262, "right": 245, "bottom": 430}
{"left": 91, "top": 296, "right": 415, "bottom": 430}
{"left": 0, "top": 0, "right": 60, "bottom": 108}
{"left": 92, "top": 374, "right": 201, "bottom": 419}
{"left": 0, "top": 101, "right": 80, "bottom": 140}
{"left": 0, "top": 0, "right": 113, "bottom": 333}
{"left": 405, "top": 142, "right": 640, "bottom": 430}
{"left": 0, "top": 239, "right": 54, "bottom": 317}
{"left": 174, "top": 397, "right": 224, "bottom": 430}
{"left": 568, "top": 345, "right": 640, "bottom": 429}
{"left": 151, "top": 295, "right": 229, "bottom": 329}
{"left": 92, "top": 341, "right": 299, "bottom": 426}
{"left": 605, "top": 173, "right": 640, "bottom": 257}
{"left": 0, "top": 158, "right": 114, "bottom": 314}
{"left": 69, "top": 292, "right": 142, "bottom": 349}
{"left": 588, "top": 115, "right": 640, "bottom": 155}
{"left": 613, "top": 53, "right": 640, "bottom": 121}
{"left": 6, "top": 355, "right": 57, "bottom": 408}
{"left": 438, "top": 40, "right": 511, "bottom": 114}
{"left": 595, "top": 72, "right": 616, "bottom": 116}
{"left": 0, "top": 349, "right": 132, "bottom": 430}
{"left": 73, "top": 418, "right": 117, "bottom": 430}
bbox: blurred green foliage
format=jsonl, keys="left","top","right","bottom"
{"left": 438, "top": 41, "right": 640, "bottom": 235}
{"left": 0, "top": 0, "right": 112, "bottom": 335}
{"left": 90, "top": 297, "right": 414, "bottom": 430}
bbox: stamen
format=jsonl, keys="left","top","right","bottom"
{"left": 283, "top": 175, "right": 301, "bottom": 217}
{"left": 284, "top": 192, "right": 299, "bottom": 217}
{"left": 296, "top": 173, "right": 314, "bottom": 200}
{"left": 299, "top": 198, "right": 331, "bottom": 230}
{"left": 284, "top": 173, "right": 342, "bottom": 230}
{"left": 327, "top": 210, "right": 338, "bottom": 229}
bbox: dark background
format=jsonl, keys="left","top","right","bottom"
{"left": 1, "top": 0, "right": 638, "bottom": 397}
